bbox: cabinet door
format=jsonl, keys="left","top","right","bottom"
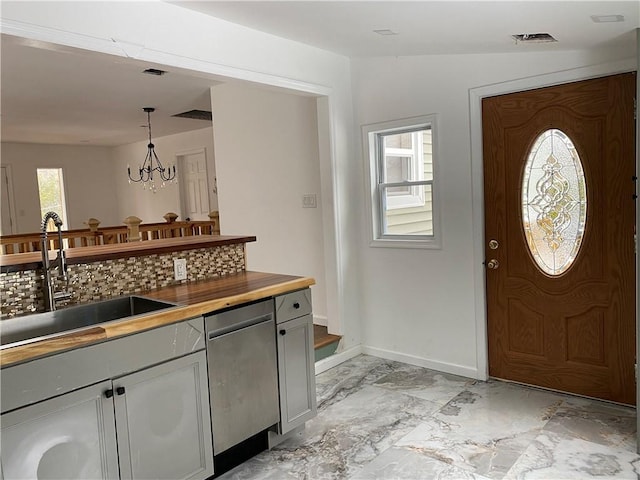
{"left": 277, "top": 314, "right": 317, "bottom": 434}
{"left": 113, "top": 351, "right": 214, "bottom": 480}
{"left": 1, "top": 380, "right": 119, "bottom": 480}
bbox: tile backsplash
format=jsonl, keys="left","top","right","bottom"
{"left": 0, "top": 243, "right": 246, "bottom": 319}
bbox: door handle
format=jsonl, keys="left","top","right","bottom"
{"left": 104, "top": 389, "right": 114, "bottom": 399}
{"left": 116, "top": 386, "right": 126, "bottom": 396}
{"left": 486, "top": 259, "right": 499, "bottom": 270}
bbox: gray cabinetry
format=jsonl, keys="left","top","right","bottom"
{"left": 114, "top": 351, "right": 213, "bottom": 480}
{"left": 275, "top": 289, "right": 317, "bottom": 434}
{"left": 1, "top": 380, "right": 119, "bottom": 480}
{"left": 1, "top": 318, "right": 213, "bottom": 480}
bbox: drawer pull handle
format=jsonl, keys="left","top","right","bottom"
{"left": 104, "top": 389, "right": 114, "bottom": 399}
{"left": 116, "top": 386, "right": 126, "bottom": 396}
{"left": 293, "top": 302, "right": 300, "bottom": 309}
{"left": 279, "top": 329, "right": 286, "bottom": 336}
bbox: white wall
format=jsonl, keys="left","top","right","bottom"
{"left": 0, "top": 142, "right": 120, "bottom": 232}
{"left": 1, "top": 1, "right": 358, "bottom": 348}
{"left": 352, "top": 48, "right": 637, "bottom": 377}
{"left": 212, "top": 82, "right": 328, "bottom": 324}
{"left": 112, "top": 126, "right": 216, "bottom": 224}
{"left": 4, "top": 2, "right": 638, "bottom": 376}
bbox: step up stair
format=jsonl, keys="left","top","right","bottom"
{"left": 313, "top": 324, "right": 341, "bottom": 362}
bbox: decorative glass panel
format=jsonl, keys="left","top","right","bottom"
{"left": 522, "top": 129, "right": 587, "bottom": 275}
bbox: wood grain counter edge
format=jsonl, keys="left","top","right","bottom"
{"left": 0, "top": 235, "right": 256, "bottom": 272}
{"left": 0, "top": 273, "right": 315, "bottom": 368}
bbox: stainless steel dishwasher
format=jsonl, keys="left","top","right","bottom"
{"left": 205, "top": 299, "right": 280, "bottom": 455}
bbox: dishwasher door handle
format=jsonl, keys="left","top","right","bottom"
{"left": 207, "top": 314, "right": 273, "bottom": 340}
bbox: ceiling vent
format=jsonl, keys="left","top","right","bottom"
{"left": 143, "top": 68, "right": 166, "bottom": 76}
{"left": 172, "top": 110, "right": 213, "bottom": 121}
{"left": 373, "top": 29, "right": 398, "bottom": 36}
{"left": 512, "top": 33, "right": 557, "bottom": 44}
{"left": 591, "top": 14, "right": 624, "bottom": 23}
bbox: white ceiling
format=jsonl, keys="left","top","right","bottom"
{"left": 175, "top": 1, "right": 639, "bottom": 56}
{"left": 0, "top": 35, "right": 220, "bottom": 146}
{"left": 1, "top": 1, "right": 638, "bottom": 146}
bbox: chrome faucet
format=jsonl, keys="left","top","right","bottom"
{"left": 41, "top": 212, "right": 71, "bottom": 311}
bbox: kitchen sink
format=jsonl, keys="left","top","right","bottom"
{"left": 0, "top": 295, "right": 176, "bottom": 348}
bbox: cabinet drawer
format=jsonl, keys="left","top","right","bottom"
{"left": 274, "top": 289, "right": 312, "bottom": 324}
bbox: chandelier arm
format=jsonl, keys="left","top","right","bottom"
{"left": 128, "top": 163, "right": 145, "bottom": 183}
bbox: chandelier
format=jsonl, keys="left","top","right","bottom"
{"left": 127, "top": 107, "right": 176, "bottom": 192}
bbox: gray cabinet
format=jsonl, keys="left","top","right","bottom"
{"left": 275, "top": 289, "right": 317, "bottom": 434}
{"left": 1, "top": 380, "right": 120, "bottom": 480}
{"left": 114, "top": 351, "right": 214, "bottom": 480}
{"left": 1, "top": 316, "right": 213, "bottom": 480}
{"left": 1, "top": 352, "right": 213, "bottom": 480}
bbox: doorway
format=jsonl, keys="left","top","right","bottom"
{"left": 482, "top": 73, "right": 636, "bottom": 404}
{"left": 177, "top": 149, "right": 211, "bottom": 221}
{"left": 1, "top": 165, "right": 17, "bottom": 235}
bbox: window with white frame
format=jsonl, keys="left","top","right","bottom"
{"left": 363, "top": 115, "right": 440, "bottom": 248}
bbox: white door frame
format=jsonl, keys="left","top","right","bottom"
{"left": 469, "top": 58, "right": 637, "bottom": 382}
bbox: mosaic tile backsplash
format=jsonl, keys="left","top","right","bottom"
{"left": 0, "top": 244, "right": 246, "bottom": 318}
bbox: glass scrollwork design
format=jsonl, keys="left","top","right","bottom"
{"left": 522, "top": 129, "right": 587, "bottom": 276}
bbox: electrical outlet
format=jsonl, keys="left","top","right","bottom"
{"left": 174, "top": 258, "right": 187, "bottom": 281}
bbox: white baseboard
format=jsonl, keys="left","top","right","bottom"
{"left": 313, "top": 343, "right": 481, "bottom": 380}
{"left": 315, "top": 345, "right": 362, "bottom": 375}
{"left": 361, "top": 346, "right": 480, "bottom": 380}
{"left": 313, "top": 314, "right": 328, "bottom": 327}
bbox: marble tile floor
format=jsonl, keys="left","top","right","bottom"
{"left": 220, "top": 354, "right": 639, "bottom": 480}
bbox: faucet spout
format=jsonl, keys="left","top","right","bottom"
{"left": 41, "top": 212, "right": 69, "bottom": 311}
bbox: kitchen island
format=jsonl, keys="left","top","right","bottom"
{"left": 1, "top": 236, "right": 317, "bottom": 480}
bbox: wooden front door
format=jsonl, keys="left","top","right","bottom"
{"left": 482, "top": 73, "right": 636, "bottom": 405}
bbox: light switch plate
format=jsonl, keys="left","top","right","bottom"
{"left": 174, "top": 258, "right": 187, "bottom": 280}
{"left": 302, "top": 194, "right": 317, "bottom": 208}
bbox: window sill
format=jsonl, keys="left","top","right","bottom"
{"left": 369, "top": 238, "right": 441, "bottom": 250}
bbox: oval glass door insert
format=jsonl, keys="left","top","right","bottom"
{"left": 522, "top": 129, "right": 587, "bottom": 276}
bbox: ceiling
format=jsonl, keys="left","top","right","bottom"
{"left": 176, "top": 1, "right": 639, "bottom": 56}
{"left": 0, "top": 34, "right": 220, "bottom": 146}
{"left": 1, "top": 1, "right": 637, "bottom": 146}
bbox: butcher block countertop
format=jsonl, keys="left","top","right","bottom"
{"left": 0, "top": 235, "right": 256, "bottom": 272}
{"left": 0, "top": 271, "right": 315, "bottom": 368}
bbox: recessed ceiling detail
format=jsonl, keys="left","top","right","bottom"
{"left": 512, "top": 33, "right": 557, "bottom": 44}
{"left": 172, "top": 110, "right": 213, "bottom": 121}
